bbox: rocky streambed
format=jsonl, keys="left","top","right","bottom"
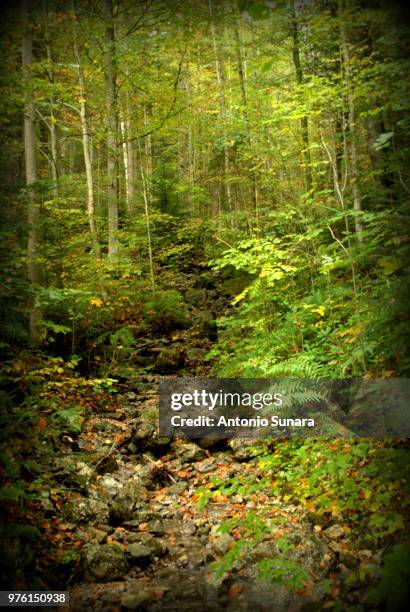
{"left": 35, "top": 377, "right": 373, "bottom": 612}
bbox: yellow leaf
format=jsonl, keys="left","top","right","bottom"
{"left": 336, "top": 326, "right": 361, "bottom": 338}
{"left": 312, "top": 305, "right": 326, "bottom": 317}
{"left": 231, "top": 286, "right": 250, "bottom": 305}
{"left": 90, "top": 297, "right": 103, "bottom": 307}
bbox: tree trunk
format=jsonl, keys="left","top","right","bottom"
{"left": 43, "top": 1, "right": 59, "bottom": 198}
{"left": 208, "top": 0, "right": 232, "bottom": 213}
{"left": 338, "top": 0, "right": 363, "bottom": 241}
{"left": 72, "top": 0, "right": 100, "bottom": 257}
{"left": 104, "top": 0, "right": 119, "bottom": 257}
{"left": 126, "top": 97, "right": 135, "bottom": 214}
{"left": 234, "top": 20, "right": 260, "bottom": 223}
{"left": 290, "top": 0, "right": 312, "bottom": 194}
{"left": 22, "top": 0, "right": 43, "bottom": 346}
{"left": 143, "top": 104, "right": 152, "bottom": 206}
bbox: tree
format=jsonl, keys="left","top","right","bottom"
{"left": 22, "top": 0, "right": 43, "bottom": 346}
{"left": 104, "top": 0, "right": 119, "bottom": 257}
{"left": 72, "top": 0, "right": 100, "bottom": 257}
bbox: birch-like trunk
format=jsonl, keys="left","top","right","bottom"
{"left": 22, "top": 0, "right": 43, "bottom": 346}
{"left": 104, "top": 0, "right": 119, "bottom": 257}
{"left": 43, "top": 1, "right": 59, "bottom": 197}
{"left": 72, "top": 0, "right": 100, "bottom": 256}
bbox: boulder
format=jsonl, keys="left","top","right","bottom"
{"left": 84, "top": 544, "right": 128, "bottom": 582}
{"left": 228, "top": 438, "right": 265, "bottom": 461}
{"left": 64, "top": 496, "right": 109, "bottom": 525}
{"left": 127, "top": 542, "right": 152, "bottom": 561}
{"left": 109, "top": 482, "right": 148, "bottom": 525}
{"left": 177, "top": 442, "right": 207, "bottom": 463}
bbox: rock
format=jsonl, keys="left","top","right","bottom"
{"left": 87, "top": 527, "right": 108, "bottom": 544}
{"left": 76, "top": 461, "right": 94, "bottom": 479}
{"left": 155, "top": 346, "right": 185, "bottom": 372}
{"left": 64, "top": 496, "right": 109, "bottom": 525}
{"left": 186, "top": 347, "right": 207, "bottom": 364}
{"left": 100, "top": 474, "right": 122, "bottom": 497}
{"left": 209, "top": 526, "right": 234, "bottom": 555}
{"left": 109, "top": 483, "right": 148, "bottom": 524}
{"left": 146, "top": 519, "right": 166, "bottom": 534}
{"left": 196, "top": 458, "right": 216, "bottom": 473}
{"left": 134, "top": 463, "right": 157, "bottom": 488}
{"left": 84, "top": 544, "right": 128, "bottom": 582}
{"left": 177, "top": 442, "right": 206, "bottom": 463}
{"left": 169, "top": 481, "right": 188, "bottom": 494}
{"left": 228, "top": 438, "right": 265, "bottom": 461}
{"left": 134, "top": 420, "right": 156, "bottom": 443}
{"left": 328, "top": 540, "right": 343, "bottom": 553}
{"left": 128, "top": 542, "right": 152, "bottom": 560}
{"left": 324, "top": 524, "right": 345, "bottom": 540}
{"left": 121, "top": 587, "right": 150, "bottom": 610}
{"left": 127, "top": 532, "right": 165, "bottom": 556}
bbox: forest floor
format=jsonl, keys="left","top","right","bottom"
{"left": 1, "top": 267, "right": 402, "bottom": 611}
{"left": 40, "top": 371, "right": 379, "bottom": 612}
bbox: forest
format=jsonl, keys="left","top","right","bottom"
{"left": 0, "top": 0, "right": 410, "bottom": 609}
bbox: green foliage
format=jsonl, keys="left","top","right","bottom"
{"left": 367, "top": 544, "right": 410, "bottom": 610}
{"left": 256, "top": 556, "right": 309, "bottom": 590}
{"left": 195, "top": 439, "right": 409, "bottom": 601}
{"left": 141, "top": 289, "right": 190, "bottom": 333}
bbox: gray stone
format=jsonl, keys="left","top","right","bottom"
{"left": 100, "top": 474, "right": 122, "bottom": 496}
{"left": 127, "top": 532, "right": 165, "bottom": 556}
{"left": 169, "top": 481, "right": 188, "bottom": 494}
{"left": 121, "top": 587, "right": 150, "bottom": 610}
{"left": 84, "top": 544, "right": 128, "bottom": 582}
{"left": 324, "top": 524, "right": 345, "bottom": 540}
{"left": 209, "top": 526, "right": 234, "bottom": 555}
{"left": 109, "top": 483, "right": 148, "bottom": 524}
{"left": 127, "top": 542, "right": 152, "bottom": 560}
{"left": 196, "top": 458, "right": 216, "bottom": 473}
{"left": 177, "top": 442, "right": 206, "bottom": 463}
{"left": 228, "top": 438, "right": 265, "bottom": 460}
{"left": 64, "top": 497, "right": 109, "bottom": 525}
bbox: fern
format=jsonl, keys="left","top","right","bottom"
{"left": 264, "top": 354, "right": 321, "bottom": 377}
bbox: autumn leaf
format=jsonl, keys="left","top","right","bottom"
{"left": 34, "top": 415, "right": 48, "bottom": 433}
{"left": 228, "top": 584, "right": 244, "bottom": 600}
{"left": 90, "top": 297, "right": 103, "bottom": 307}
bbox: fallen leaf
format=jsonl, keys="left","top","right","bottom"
{"left": 228, "top": 584, "right": 244, "bottom": 600}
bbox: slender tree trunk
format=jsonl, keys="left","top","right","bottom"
{"left": 208, "top": 0, "right": 232, "bottom": 213}
{"left": 104, "top": 0, "right": 119, "bottom": 257}
{"left": 137, "top": 140, "right": 155, "bottom": 289}
{"left": 234, "top": 20, "right": 259, "bottom": 222}
{"left": 22, "top": 0, "right": 43, "bottom": 346}
{"left": 126, "top": 97, "right": 135, "bottom": 213}
{"left": 234, "top": 22, "right": 247, "bottom": 110}
{"left": 72, "top": 0, "right": 100, "bottom": 257}
{"left": 119, "top": 110, "right": 131, "bottom": 214}
{"left": 338, "top": 0, "right": 363, "bottom": 241}
{"left": 43, "top": 1, "right": 59, "bottom": 198}
{"left": 143, "top": 104, "right": 152, "bottom": 206}
{"left": 290, "top": 0, "right": 312, "bottom": 194}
